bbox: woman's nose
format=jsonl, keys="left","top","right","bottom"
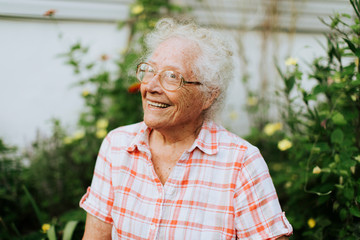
{"left": 144, "top": 73, "right": 163, "bottom": 92}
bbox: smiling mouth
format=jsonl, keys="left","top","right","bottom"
{"left": 147, "top": 100, "right": 170, "bottom": 108}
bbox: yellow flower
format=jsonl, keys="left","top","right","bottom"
{"left": 285, "top": 57, "right": 298, "bottom": 66}
{"left": 355, "top": 155, "right": 360, "bottom": 162}
{"left": 42, "top": 223, "right": 51, "bottom": 233}
{"left": 278, "top": 139, "right": 292, "bottom": 151}
{"left": 312, "top": 166, "right": 321, "bottom": 174}
{"left": 247, "top": 96, "right": 258, "bottom": 106}
{"left": 350, "top": 166, "right": 356, "bottom": 175}
{"left": 284, "top": 181, "right": 292, "bottom": 189}
{"left": 82, "top": 89, "right": 90, "bottom": 97}
{"left": 229, "top": 111, "right": 238, "bottom": 120}
{"left": 263, "top": 122, "right": 282, "bottom": 136}
{"left": 96, "top": 119, "right": 109, "bottom": 129}
{"left": 96, "top": 129, "right": 107, "bottom": 139}
{"left": 351, "top": 94, "right": 357, "bottom": 101}
{"left": 333, "top": 76, "right": 341, "bottom": 83}
{"left": 63, "top": 136, "right": 73, "bottom": 145}
{"left": 73, "top": 130, "right": 85, "bottom": 140}
{"left": 307, "top": 218, "right": 316, "bottom": 228}
{"left": 131, "top": 4, "right": 144, "bottom": 15}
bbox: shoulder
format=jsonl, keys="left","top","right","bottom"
{"left": 213, "top": 122, "right": 259, "bottom": 156}
{"left": 208, "top": 122, "right": 266, "bottom": 170}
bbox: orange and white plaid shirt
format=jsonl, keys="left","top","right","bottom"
{"left": 80, "top": 120, "right": 293, "bottom": 240}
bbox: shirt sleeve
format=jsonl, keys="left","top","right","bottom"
{"left": 234, "top": 145, "right": 293, "bottom": 239}
{"left": 79, "top": 135, "right": 114, "bottom": 223}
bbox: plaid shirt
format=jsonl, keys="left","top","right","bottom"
{"left": 80, "top": 120, "right": 293, "bottom": 240}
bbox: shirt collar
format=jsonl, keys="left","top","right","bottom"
{"left": 127, "top": 120, "right": 219, "bottom": 155}
{"left": 127, "top": 122, "right": 151, "bottom": 153}
{"left": 187, "top": 120, "right": 219, "bottom": 155}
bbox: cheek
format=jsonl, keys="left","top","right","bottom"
{"left": 174, "top": 92, "right": 192, "bottom": 109}
{"left": 174, "top": 91, "right": 204, "bottom": 114}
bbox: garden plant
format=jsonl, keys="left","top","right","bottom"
{"left": 246, "top": 0, "right": 360, "bottom": 239}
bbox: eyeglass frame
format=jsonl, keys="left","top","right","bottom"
{"left": 136, "top": 62, "right": 202, "bottom": 91}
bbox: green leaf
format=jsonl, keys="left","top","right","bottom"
{"left": 332, "top": 112, "right": 347, "bottom": 125}
{"left": 312, "top": 85, "right": 326, "bottom": 95}
{"left": 340, "top": 208, "right": 348, "bottom": 221}
{"left": 350, "top": 79, "right": 360, "bottom": 86}
{"left": 343, "top": 38, "right": 360, "bottom": 57}
{"left": 340, "top": 159, "right": 356, "bottom": 168}
{"left": 63, "top": 221, "right": 79, "bottom": 240}
{"left": 350, "top": 206, "right": 360, "bottom": 217}
{"left": 47, "top": 225, "right": 57, "bottom": 240}
{"left": 23, "top": 185, "right": 43, "bottom": 226}
{"left": 344, "top": 187, "right": 355, "bottom": 200}
{"left": 317, "top": 142, "right": 330, "bottom": 151}
{"left": 331, "top": 16, "right": 340, "bottom": 28}
{"left": 286, "top": 76, "right": 296, "bottom": 92}
{"left": 86, "top": 63, "right": 94, "bottom": 70}
{"left": 70, "top": 43, "right": 81, "bottom": 52}
{"left": 331, "top": 129, "right": 344, "bottom": 144}
{"left": 304, "top": 94, "right": 317, "bottom": 102}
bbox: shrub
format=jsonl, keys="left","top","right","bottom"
{"left": 247, "top": 1, "right": 360, "bottom": 238}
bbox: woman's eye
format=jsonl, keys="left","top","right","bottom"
{"left": 164, "top": 71, "right": 177, "bottom": 78}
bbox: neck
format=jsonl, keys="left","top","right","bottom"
{"left": 149, "top": 119, "right": 204, "bottom": 147}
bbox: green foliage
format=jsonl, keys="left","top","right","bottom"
{"left": 0, "top": 139, "right": 24, "bottom": 239}
{"left": 247, "top": 1, "right": 360, "bottom": 238}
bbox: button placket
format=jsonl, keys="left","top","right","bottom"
{"left": 150, "top": 186, "right": 164, "bottom": 239}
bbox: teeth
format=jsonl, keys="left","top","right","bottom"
{"left": 147, "top": 100, "right": 170, "bottom": 108}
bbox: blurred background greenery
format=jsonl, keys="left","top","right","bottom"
{"left": 1, "top": 0, "right": 360, "bottom": 239}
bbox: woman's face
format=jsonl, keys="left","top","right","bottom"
{"left": 140, "top": 38, "right": 212, "bottom": 132}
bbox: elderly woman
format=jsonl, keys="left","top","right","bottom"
{"left": 80, "top": 18, "right": 293, "bottom": 240}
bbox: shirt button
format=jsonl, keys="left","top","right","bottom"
{"left": 150, "top": 224, "right": 156, "bottom": 230}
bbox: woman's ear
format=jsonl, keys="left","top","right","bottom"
{"left": 202, "top": 88, "right": 220, "bottom": 110}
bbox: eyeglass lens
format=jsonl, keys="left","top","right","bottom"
{"left": 137, "top": 63, "right": 182, "bottom": 91}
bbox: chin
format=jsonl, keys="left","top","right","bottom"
{"left": 143, "top": 116, "right": 164, "bottom": 130}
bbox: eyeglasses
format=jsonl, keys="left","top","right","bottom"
{"left": 136, "top": 62, "right": 202, "bottom": 91}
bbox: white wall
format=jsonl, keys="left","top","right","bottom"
{"left": 0, "top": 19, "right": 129, "bottom": 147}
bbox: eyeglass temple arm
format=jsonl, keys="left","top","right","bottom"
{"left": 184, "top": 80, "right": 202, "bottom": 85}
